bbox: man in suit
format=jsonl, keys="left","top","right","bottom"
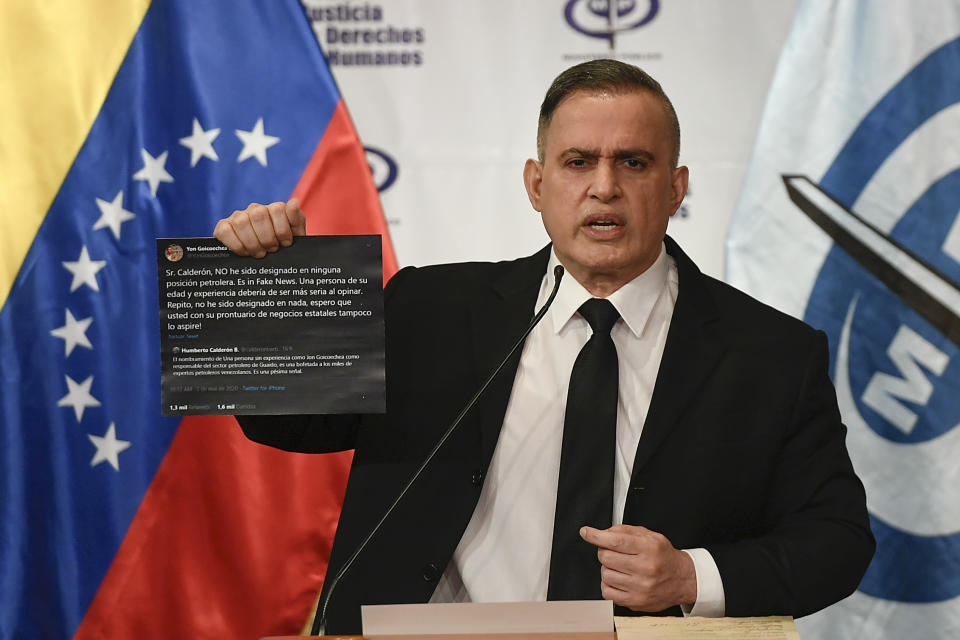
{"left": 216, "top": 60, "right": 874, "bottom": 634}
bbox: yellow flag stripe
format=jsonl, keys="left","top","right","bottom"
{"left": 0, "top": 0, "right": 151, "bottom": 309}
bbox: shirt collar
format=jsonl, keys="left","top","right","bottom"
{"left": 547, "top": 243, "right": 670, "bottom": 338}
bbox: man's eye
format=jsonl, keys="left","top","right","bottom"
{"left": 567, "top": 158, "right": 586, "bottom": 167}
{"left": 625, "top": 158, "right": 646, "bottom": 169}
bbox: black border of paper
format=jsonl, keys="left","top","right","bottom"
{"left": 157, "top": 236, "right": 384, "bottom": 416}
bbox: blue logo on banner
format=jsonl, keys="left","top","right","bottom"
{"left": 794, "top": 37, "right": 960, "bottom": 604}
{"left": 365, "top": 146, "right": 398, "bottom": 192}
{"left": 564, "top": 0, "right": 658, "bottom": 50}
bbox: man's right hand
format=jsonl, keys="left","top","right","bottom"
{"left": 213, "top": 198, "right": 306, "bottom": 258}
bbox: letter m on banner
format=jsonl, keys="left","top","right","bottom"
{"left": 728, "top": 1, "right": 960, "bottom": 637}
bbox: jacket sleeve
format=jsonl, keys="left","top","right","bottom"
{"left": 236, "top": 413, "right": 363, "bottom": 453}
{"left": 235, "top": 264, "right": 417, "bottom": 454}
{"left": 707, "top": 331, "right": 875, "bottom": 617}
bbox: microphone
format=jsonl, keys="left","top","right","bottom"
{"left": 311, "top": 264, "right": 565, "bottom": 636}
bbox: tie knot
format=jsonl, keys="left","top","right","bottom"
{"left": 578, "top": 298, "right": 619, "bottom": 335}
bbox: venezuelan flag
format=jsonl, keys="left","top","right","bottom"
{"left": 0, "top": 1, "right": 396, "bottom": 637}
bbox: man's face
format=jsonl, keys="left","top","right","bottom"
{"left": 523, "top": 90, "right": 688, "bottom": 295}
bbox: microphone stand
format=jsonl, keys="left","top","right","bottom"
{"left": 311, "top": 265, "right": 565, "bottom": 636}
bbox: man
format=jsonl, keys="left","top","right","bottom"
{"left": 217, "top": 60, "right": 874, "bottom": 634}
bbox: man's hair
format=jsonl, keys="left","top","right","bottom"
{"left": 536, "top": 59, "right": 681, "bottom": 167}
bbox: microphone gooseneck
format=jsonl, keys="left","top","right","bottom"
{"left": 312, "top": 264, "right": 565, "bottom": 636}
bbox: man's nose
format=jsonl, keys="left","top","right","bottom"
{"left": 588, "top": 162, "right": 620, "bottom": 202}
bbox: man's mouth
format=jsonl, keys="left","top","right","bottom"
{"left": 582, "top": 213, "right": 625, "bottom": 238}
{"left": 588, "top": 220, "right": 620, "bottom": 228}
{"left": 584, "top": 213, "right": 624, "bottom": 230}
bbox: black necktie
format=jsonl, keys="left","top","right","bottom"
{"left": 547, "top": 298, "right": 620, "bottom": 600}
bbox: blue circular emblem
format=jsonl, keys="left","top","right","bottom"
{"left": 364, "top": 146, "right": 398, "bottom": 192}
{"left": 803, "top": 37, "right": 960, "bottom": 603}
{"left": 564, "top": 0, "right": 658, "bottom": 47}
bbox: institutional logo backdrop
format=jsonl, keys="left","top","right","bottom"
{"left": 308, "top": 0, "right": 799, "bottom": 279}
{"left": 728, "top": 1, "right": 960, "bottom": 637}
{"left": 563, "top": 0, "right": 660, "bottom": 50}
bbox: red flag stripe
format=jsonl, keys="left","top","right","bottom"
{"left": 75, "top": 99, "right": 395, "bottom": 639}
{"left": 294, "top": 100, "right": 399, "bottom": 281}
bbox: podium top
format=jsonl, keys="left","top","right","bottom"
{"left": 262, "top": 614, "right": 799, "bottom": 639}
{"left": 265, "top": 635, "right": 617, "bottom": 640}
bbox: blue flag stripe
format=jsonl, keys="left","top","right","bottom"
{"left": 0, "top": 1, "right": 340, "bottom": 636}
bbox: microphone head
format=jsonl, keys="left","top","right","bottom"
{"left": 553, "top": 264, "right": 564, "bottom": 282}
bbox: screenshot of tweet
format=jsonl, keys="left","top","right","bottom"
{"left": 157, "top": 236, "right": 384, "bottom": 416}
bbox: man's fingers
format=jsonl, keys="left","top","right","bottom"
{"left": 600, "top": 580, "right": 629, "bottom": 604}
{"left": 212, "top": 198, "right": 304, "bottom": 258}
{"left": 265, "top": 201, "right": 295, "bottom": 248}
{"left": 600, "top": 564, "right": 635, "bottom": 591}
{"left": 579, "top": 526, "right": 610, "bottom": 547}
{"left": 221, "top": 209, "right": 265, "bottom": 257}
{"left": 285, "top": 197, "right": 307, "bottom": 237}
{"left": 224, "top": 206, "right": 263, "bottom": 257}
{"left": 597, "top": 547, "right": 636, "bottom": 573}
{"left": 584, "top": 524, "right": 695, "bottom": 612}
{"left": 213, "top": 218, "right": 247, "bottom": 255}
{"left": 581, "top": 525, "right": 651, "bottom": 553}
{"left": 248, "top": 202, "right": 284, "bottom": 254}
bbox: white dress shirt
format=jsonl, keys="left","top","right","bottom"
{"left": 430, "top": 244, "right": 724, "bottom": 616}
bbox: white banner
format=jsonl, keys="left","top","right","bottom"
{"left": 728, "top": 1, "right": 960, "bottom": 638}
{"left": 304, "top": 0, "right": 799, "bottom": 278}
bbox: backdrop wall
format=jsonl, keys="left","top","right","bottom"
{"left": 304, "top": 0, "right": 800, "bottom": 278}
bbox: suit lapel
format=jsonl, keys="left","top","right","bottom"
{"left": 630, "top": 237, "right": 728, "bottom": 476}
{"left": 459, "top": 239, "right": 726, "bottom": 481}
{"left": 470, "top": 246, "right": 551, "bottom": 468}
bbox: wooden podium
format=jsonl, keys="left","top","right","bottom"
{"left": 262, "top": 601, "right": 799, "bottom": 639}
{"left": 262, "top": 615, "right": 800, "bottom": 639}
{"left": 265, "top": 635, "right": 615, "bottom": 640}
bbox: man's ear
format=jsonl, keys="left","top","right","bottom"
{"left": 669, "top": 165, "right": 689, "bottom": 215}
{"left": 523, "top": 158, "right": 544, "bottom": 212}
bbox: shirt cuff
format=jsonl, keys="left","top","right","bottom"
{"left": 679, "top": 548, "right": 725, "bottom": 617}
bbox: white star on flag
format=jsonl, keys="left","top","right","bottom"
{"left": 88, "top": 423, "right": 131, "bottom": 471}
{"left": 57, "top": 374, "right": 101, "bottom": 422}
{"left": 236, "top": 118, "right": 280, "bottom": 166}
{"left": 179, "top": 118, "right": 220, "bottom": 166}
{"left": 62, "top": 246, "right": 107, "bottom": 292}
{"left": 132, "top": 148, "right": 174, "bottom": 196}
{"left": 93, "top": 191, "right": 136, "bottom": 240}
{"left": 50, "top": 309, "right": 93, "bottom": 356}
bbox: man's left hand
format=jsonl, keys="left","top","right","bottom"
{"left": 580, "top": 524, "right": 697, "bottom": 612}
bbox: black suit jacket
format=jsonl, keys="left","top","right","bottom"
{"left": 240, "top": 237, "right": 874, "bottom": 634}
